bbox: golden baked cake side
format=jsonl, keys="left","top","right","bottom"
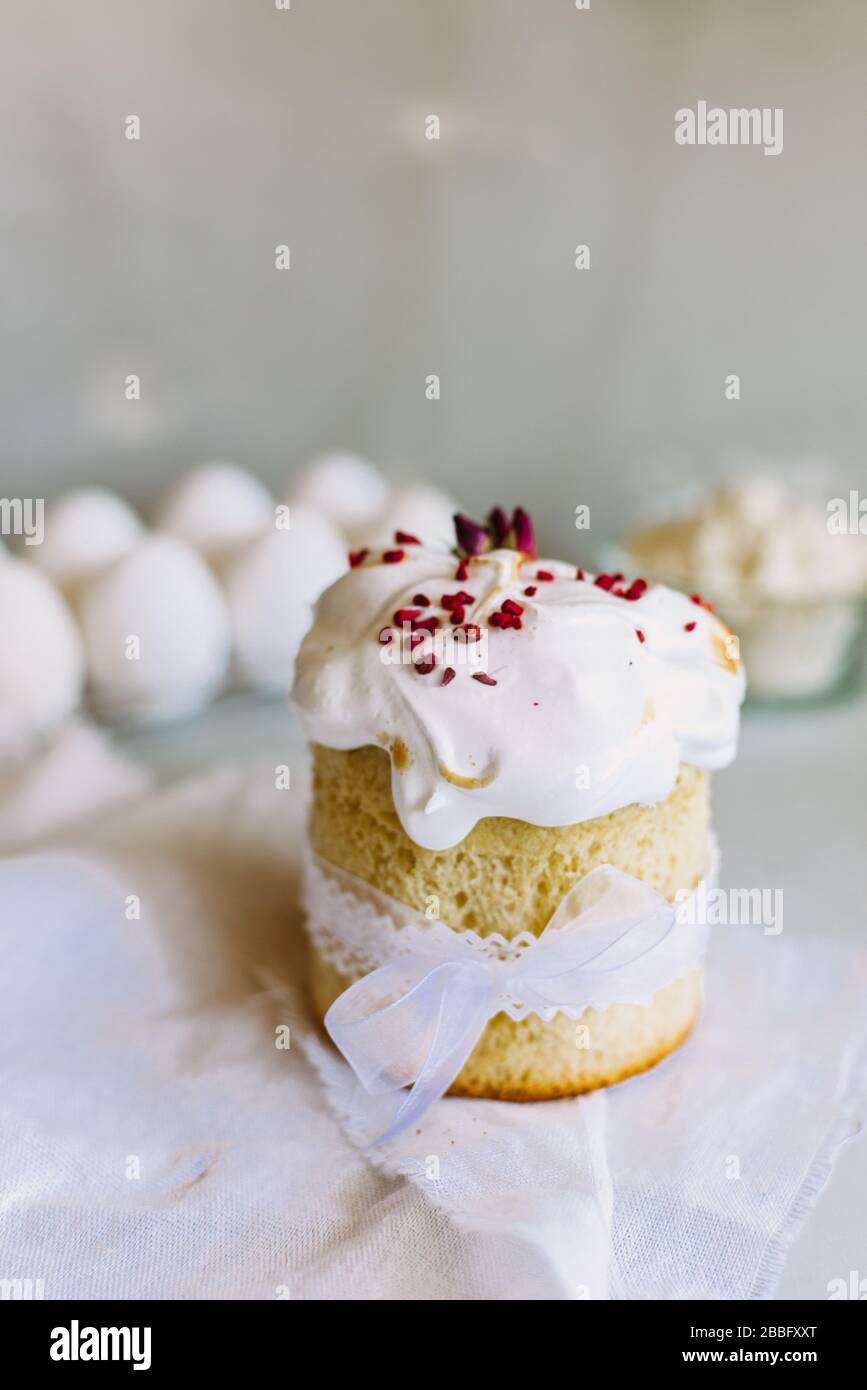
{"left": 308, "top": 742, "right": 710, "bottom": 1099}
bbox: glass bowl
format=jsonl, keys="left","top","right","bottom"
{"left": 600, "top": 539, "right": 867, "bottom": 708}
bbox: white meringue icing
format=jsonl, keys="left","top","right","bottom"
{"left": 292, "top": 546, "right": 745, "bottom": 851}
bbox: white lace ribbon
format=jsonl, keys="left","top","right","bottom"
{"left": 304, "top": 836, "right": 719, "bottom": 1142}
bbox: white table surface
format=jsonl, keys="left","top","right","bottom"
{"left": 119, "top": 689, "right": 867, "bottom": 1300}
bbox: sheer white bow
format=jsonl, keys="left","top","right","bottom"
{"left": 305, "top": 844, "right": 718, "bottom": 1140}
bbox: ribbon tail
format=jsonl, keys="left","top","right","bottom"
{"left": 375, "top": 966, "right": 493, "bottom": 1144}
{"left": 325, "top": 958, "right": 493, "bottom": 1145}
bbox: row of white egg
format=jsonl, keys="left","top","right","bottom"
{"left": 0, "top": 454, "right": 459, "bottom": 747}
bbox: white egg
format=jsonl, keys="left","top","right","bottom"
{"left": 157, "top": 462, "right": 274, "bottom": 566}
{"left": 75, "top": 534, "right": 231, "bottom": 724}
{"left": 288, "top": 451, "right": 389, "bottom": 536}
{"left": 223, "top": 505, "right": 346, "bottom": 692}
{"left": 30, "top": 488, "right": 143, "bottom": 591}
{"left": 0, "top": 557, "right": 84, "bottom": 750}
{"left": 364, "top": 483, "right": 460, "bottom": 549}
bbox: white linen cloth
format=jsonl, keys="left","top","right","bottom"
{"left": 0, "top": 746, "right": 865, "bottom": 1300}
{"left": 0, "top": 719, "right": 149, "bottom": 853}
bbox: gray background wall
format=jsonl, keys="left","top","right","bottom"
{"left": 2, "top": 0, "right": 865, "bottom": 554}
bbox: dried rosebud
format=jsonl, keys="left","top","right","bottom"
{"left": 487, "top": 506, "right": 510, "bottom": 547}
{"left": 509, "top": 507, "right": 536, "bottom": 558}
{"left": 453, "top": 513, "right": 491, "bottom": 557}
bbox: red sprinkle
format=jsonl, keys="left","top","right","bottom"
{"left": 441, "top": 590, "right": 475, "bottom": 611}
{"left": 635, "top": 628, "right": 646, "bottom": 644}
{"left": 408, "top": 631, "right": 426, "bottom": 649}
{"left": 378, "top": 626, "right": 394, "bottom": 644}
{"left": 349, "top": 548, "right": 369, "bottom": 568}
{"left": 690, "top": 592, "right": 715, "bottom": 612}
{"left": 501, "top": 598, "right": 523, "bottom": 616}
{"left": 441, "top": 666, "right": 456, "bottom": 686}
{"left": 453, "top": 623, "right": 482, "bottom": 643}
{"left": 455, "top": 557, "right": 469, "bottom": 581}
{"left": 594, "top": 573, "right": 615, "bottom": 591}
{"left": 412, "top": 593, "right": 431, "bottom": 607}
{"left": 395, "top": 530, "right": 421, "bottom": 545}
{"left": 413, "top": 615, "right": 439, "bottom": 633}
{"left": 524, "top": 585, "right": 537, "bottom": 597}
{"left": 393, "top": 608, "right": 420, "bottom": 624}
{"left": 472, "top": 672, "right": 497, "bottom": 686}
{"left": 414, "top": 657, "right": 437, "bottom": 675}
{"left": 450, "top": 606, "right": 466, "bottom": 625}
{"left": 684, "top": 621, "right": 696, "bottom": 632}
{"left": 383, "top": 549, "right": 405, "bottom": 564}
{"left": 536, "top": 570, "right": 555, "bottom": 582}
{"left": 624, "top": 577, "right": 648, "bottom": 601}
{"left": 576, "top": 568, "right": 585, "bottom": 581}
